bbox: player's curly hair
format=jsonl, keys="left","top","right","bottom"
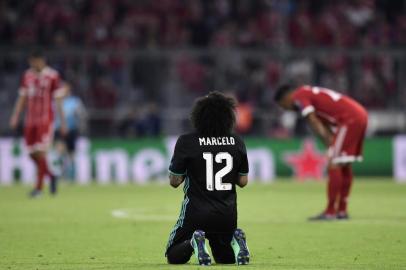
{"left": 191, "top": 91, "right": 236, "bottom": 137}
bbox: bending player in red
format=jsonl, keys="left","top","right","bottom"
{"left": 274, "top": 85, "right": 368, "bottom": 220}
{"left": 9, "top": 49, "right": 67, "bottom": 198}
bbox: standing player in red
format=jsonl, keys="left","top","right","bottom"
{"left": 274, "top": 85, "right": 368, "bottom": 220}
{"left": 9, "top": 50, "right": 67, "bottom": 197}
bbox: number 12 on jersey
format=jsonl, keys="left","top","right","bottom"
{"left": 203, "top": 152, "right": 233, "bottom": 191}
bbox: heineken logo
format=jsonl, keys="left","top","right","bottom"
{"left": 0, "top": 136, "right": 398, "bottom": 184}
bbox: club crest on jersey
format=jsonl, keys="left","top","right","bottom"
{"left": 199, "top": 137, "right": 235, "bottom": 146}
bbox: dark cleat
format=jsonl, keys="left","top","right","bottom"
{"left": 29, "top": 189, "right": 42, "bottom": 198}
{"left": 336, "top": 212, "right": 350, "bottom": 220}
{"left": 308, "top": 212, "right": 336, "bottom": 221}
{"left": 231, "top": 228, "right": 250, "bottom": 265}
{"left": 190, "top": 230, "right": 211, "bottom": 266}
{"left": 50, "top": 175, "right": 58, "bottom": 195}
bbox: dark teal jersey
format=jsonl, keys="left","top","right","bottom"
{"left": 169, "top": 132, "right": 248, "bottom": 231}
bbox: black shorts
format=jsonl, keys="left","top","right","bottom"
{"left": 54, "top": 129, "right": 78, "bottom": 153}
{"left": 166, "top": 202, "right": 237, "bottom": 264}
{"left": 166, "top": 226, "right": 235, "bottom": 264}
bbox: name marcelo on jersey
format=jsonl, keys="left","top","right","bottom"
{"left": 198, "top": 137, "right": 235, "bottom": 146}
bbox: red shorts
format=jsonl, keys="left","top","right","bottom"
{"left": 328, "top": 116, "right": 368, "bottom": 164}
{"left": 24, "top": 123, "right": 54, "bottom": 153}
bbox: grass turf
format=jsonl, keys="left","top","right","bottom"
{"left": 0, "top": 179, "right": 406, "bottom": 270}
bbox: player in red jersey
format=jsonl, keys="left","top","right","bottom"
{"left": 274, "top": 84, "right": 368, "bottom": 220}
{"left": 9, "top": 49, "right": 67, "bottom": 197}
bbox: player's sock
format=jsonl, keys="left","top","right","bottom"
{"left": 326, "top": 167, "right": 343, "bottom": 215}
{"left": 37, "top": 155, "right": 53, "bottom": 177}
{"left": 166, "top": 240, "right": 194, "bottom": 264}
{"left": 338, "top": 166, "right": 353, "bottom": 215}
{"left": 31, "top": 156, "right": 44, "bottom": 191}
{"left": 37, "top": 155, "right": 58, "bottom": 194}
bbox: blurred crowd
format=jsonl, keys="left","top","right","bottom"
{"left": 1, "top": 0, "right": 405, "bottom": 48}
{"left": 0, "top": 0, "right": 405, "bottom": 137}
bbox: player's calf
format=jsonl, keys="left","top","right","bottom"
{"left": 191, "top": 230, "right": 212, "bottom": 266}
{"left": 231, "top": 228, "right": 250, "bottom": 265}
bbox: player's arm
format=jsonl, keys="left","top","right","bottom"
{"left": 76, "top": 99, "right": 88, "bottom": 133}
{"left": 168, "top": 135, "right": 187, "bottom": 188}
{"left": 54, "top": 82, "right": 68, "bottom": 135}
{"left": 169, "top": 173, "right": 185, "bottom": 188}
{"left": 9, "top": 95, "right": 27, "bottom": 130}
{"left": 305, "top": 112, "right": 333, "bottom": 146}
{"left": 236, "top": 137, "right": 249, "bottom": 188}
{"left": 237, "top": 175, "right": 248, "bottom": 188}
{"left": 55, "top": 95, "right": 67, "bottom": 135}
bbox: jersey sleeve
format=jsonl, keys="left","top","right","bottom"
{"left": 236, "top": 136, "right": 249, "bottom": 175}
{"left": 169, "top": 135, "right": 188, "bottom": 176}
{"left": 292, "top": 87, "right": 315, "bottom": 117}
{"left": 52, "top": 72, "right": 65, "bottom": 98}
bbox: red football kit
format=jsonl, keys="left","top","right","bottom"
{"left": 19, "top": 66, "right": 64, "bottom": 153}
{"left": 291, "top": 85, "right": 368, "bottom": 216}
{"left": 291, "top": 85, "right": 368, "bottom": 164}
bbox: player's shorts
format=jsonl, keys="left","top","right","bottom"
{"left": 24, "top": 123, "right": 54, "bottom": 153}
{"left": 54, "top": 129, "right": 78, "bottom": 153}
{"left": 166, "top": 203, "right": 237, "bottom": 264}
{"left": 328, "top": 115, "right": 368, "bottom": 164}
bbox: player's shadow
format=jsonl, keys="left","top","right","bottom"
{"left": 346, "top": 216, "right": 406, "bottom": 224}
{"left": 128, "top": 262, "right": 257, "bottom": 269}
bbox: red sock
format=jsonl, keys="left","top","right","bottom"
{"left": 37, "top": 155, "right": 53, "bottom": 178}
{"left": 31, "top": 156, "right": 43, "bottom": 191}
{"left": 338, "top": 166, "right": 353, "bottom": 214}
{"left": 325, "top": 167, "right": 343, "bottom": 215}
{"left": 32, "top": 155, "right": 52, "bottom": 191}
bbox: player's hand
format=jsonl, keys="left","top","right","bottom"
{"left": 60, "top": 123, "right": 68, "bottom": 136}
{"left": 326, "top": 147, "right": 334, "bottom": 166}
{"left": 9, "top": 115, "right": 18, "bottom": 130}
{"left": 323, "top": 134, "right": 333, "bottom": 146}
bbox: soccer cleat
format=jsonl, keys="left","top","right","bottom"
{"left": 49, "top": 175, "right": 58, "bottom": 195}
{"left": 191, "top": 230, "right": 211, "bottom": 266}
{"left": 231, "top": 228, "right": 250, "bottom": 265}
{"left": 308, "top": 212, "right": 336, "bottom": 221}
{"left": 336, "top": 212, "right": 350, "bottom": 220}
{"left": 29, "top": 189, "right": 42, "bottom": 198}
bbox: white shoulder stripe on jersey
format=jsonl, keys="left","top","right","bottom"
{"left": 41, "top": 66, "right": 58, "bottom": 77}
{"left": 302, "top": 105, "right": 315, "bottom": 117}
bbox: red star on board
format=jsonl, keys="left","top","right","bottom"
{"left": 284, "top": 139, "right": 328, "bottom": 181}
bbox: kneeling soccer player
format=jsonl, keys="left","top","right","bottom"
{"left": 165, "top": 92, "right": 250, "bottom": 266}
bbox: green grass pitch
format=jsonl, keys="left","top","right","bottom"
{"left": 1, "top": 178, "right": 406, "bottom": 270}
